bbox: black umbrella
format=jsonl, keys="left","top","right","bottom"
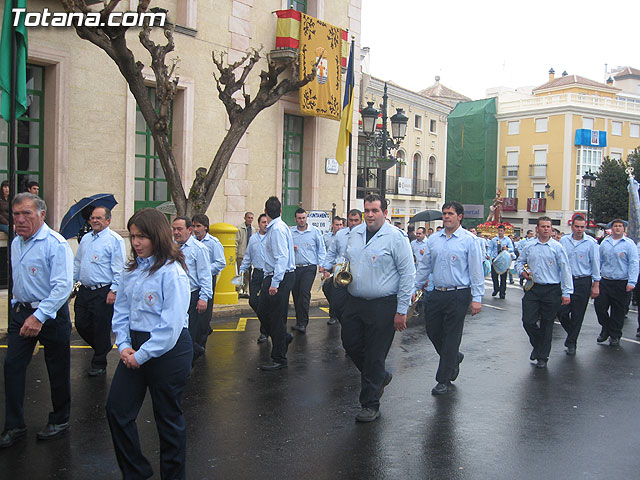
{"left": 59, "top": 193, "right": 118, "bottom": 239}
{"left": 408, "top": 209, "right": 442, "bottom": 223}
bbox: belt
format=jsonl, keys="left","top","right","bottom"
{"left": 573, "top": 275, "right": 591, "bottom": 279}
{"left": 433, "top": 286, "right": 469, "bottom": 292}
{"left": 82, "top": 283, "right": 110, "bottom": 290}
{"left": 602, "top": 277, "right": 625, "bottom": 281}
{"left": 254, "top": 268, "right": 264, "bottom": 273}
{"left": 15, "top": 301, "right": 40, "bottom": 311}
{"left": 265, "top": 269, "right": 295, "bottom": 277}
{"left": 296, "top": 264, "right": 314, "bottom": 268}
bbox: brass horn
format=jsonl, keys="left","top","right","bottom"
{"left": 407, "top": 289, "right": 424, "bottom": 318}
{"left": 333, "top": 261, "right": 352, "bottom": 288}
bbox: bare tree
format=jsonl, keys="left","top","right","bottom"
{"left": 60, "top": 0, "right": 316, "bottom": 215}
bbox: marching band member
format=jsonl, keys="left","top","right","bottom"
{"left": 489, "top": 224, "right": 514, "bottom": 299}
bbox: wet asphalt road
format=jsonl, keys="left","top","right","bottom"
{"left": 1, "top": 280, "right": 640, "bottom": 479}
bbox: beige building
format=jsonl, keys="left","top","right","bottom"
{"left": 0, "top": 0, "right": 362, "bottom": 233}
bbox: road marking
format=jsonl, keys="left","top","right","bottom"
{"left": 213, "top": 316, "right": 330, "bottom": 333}
{"left": 482, "top": 303, "right": 506, "bottom": 311}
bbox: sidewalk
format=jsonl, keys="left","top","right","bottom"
{"left": 0, "top": 276, "right": 329, "bottom": 334}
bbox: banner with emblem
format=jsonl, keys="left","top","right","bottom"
{"left": 298, "top": 13, "right": 342, "bottom": 120}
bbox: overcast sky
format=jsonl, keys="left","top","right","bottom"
{"left": 360, "top": 0, "right": 637, "bottom": 100}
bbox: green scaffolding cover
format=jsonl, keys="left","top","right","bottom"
{"left": 445, "top": 98, "right": 497, "bottom": 223}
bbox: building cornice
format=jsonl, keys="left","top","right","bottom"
{"left": 367, "top": 77, "right": 452, "bottom": 115}
{"left": 496, "top": 104, "right": 640, "bottom": 123}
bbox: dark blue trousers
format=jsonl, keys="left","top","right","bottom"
{"left": 4, "top": 303, "right": 71, "bottom": 430}
{"left": 106, "top": 329, "right": 193, "bottom": 480}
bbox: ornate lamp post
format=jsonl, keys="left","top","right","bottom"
{"left": 582, "top": 170, "right": 597, "bottom": 228}
{"left": 360, "top": 82, "right": 408, "bottom": 199}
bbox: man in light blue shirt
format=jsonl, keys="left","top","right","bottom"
{"left": 323, "top": 216, "right": 343, "bottom": 250}
{"left": 173, "top": 216, "right": 213, "bottom": 365}
{"left": 257, "top": 196, "right": 296, "bottom": 371}
{"left": 289, "top": 208, "right": 326, "bottom": 334}
{"left": 239, "top": 213, "right": 269, "bottom": 343}
{"left": 489, "top": 224, "right": 514, "bottom": 299}
{"left": 2, "top": 194, "right": 74, "bottom": 448}
{"left": 558, "top": 215, "right": 600, "bottom": 354}
{"left": 321, "top": 209, "right": 362, "bottom": 325}
{"left": 341, "top": 194, "right": 415, "bottom": 422}
{"left": 594, "top": 218, "right": 639, "bottom": 346}
{"left": 516, "top": 216, "right": 573, "bottom": 368}
{"left": 415, "top": 201, "right": 485, "bottom": 396}
{"left": 73, "top": 206, "right": 126, "bottom": 377}
{"left": 411, "top": 227, "right": 427, "bottom": 263}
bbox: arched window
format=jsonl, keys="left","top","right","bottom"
{"left": 413, "top": 152, "right": 422, "bottom": 195}
{"left": 428, "top": 155, "right": 436, "bottom": 187}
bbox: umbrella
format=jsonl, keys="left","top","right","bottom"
{"left": 156, "top": 201, "right": 177, "bottom": 215}
{"left": 408, "top": 209, "right": 442, "bottom": 223}
{"left": 59, "top": 193, "right": 118, "bottom": 239}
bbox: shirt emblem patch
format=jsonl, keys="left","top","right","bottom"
{"left": 92, "top": 254, "right": 100, "bottom": 262}
{"left": 619, "top": 252, "right": 626, "bottom": 258}
{"left": 144, "top": 292, "right": 158, "bottom": 306}
{"left": 451, "top": 254, "right": 457, "bottom": 263}
{"left": 549, "top": 259, "right": 554, "bottom": 266}
{"left": 28, "top": 265, "right": 39, "bottom": 276}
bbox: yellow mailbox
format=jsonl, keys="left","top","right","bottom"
{"left": 210, "top": 222, "right": 238, "bottom": 305}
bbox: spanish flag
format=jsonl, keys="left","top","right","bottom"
{"left": 275, "top": 9, "right": 301, "bottom": 49}
{"left": 336, "top": 41, "right": 354, "bottom": 165}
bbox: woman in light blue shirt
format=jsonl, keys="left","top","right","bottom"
{"left": 105, "top": 208, "right": 192, "bottom": 480}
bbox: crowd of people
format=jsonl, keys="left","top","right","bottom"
{"left": 1, "top": 192, "right": 638, "bottom": 479}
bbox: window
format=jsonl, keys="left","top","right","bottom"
{"left": 583, "top": 117, "right": 594, "bottom": 130}
{"left": 631, "top": 123, "right": 640, "bottom": 138}
{"left": 575, "top": 146, "right": 603, "bottom": 210}
{"left": 508, "top": 121, "right": 520, "bottom": 135}
{"left": 507, "top": 187, "right": 517, "bottom": 198}
{"left": 395, "top": 150, "right": 405, "bottom": 178}
{"left": 282, "top": 114, "right": 303, "bottom": 221}
{"left": 506, "top": 151, "right": 519, "bottom": 177}
{"left": 290, "top": 0, "right": 307, "bottom": 12}
{"left": 532, "top": 150, "right": 547, "bottom": 177}
{"left": 429, "top": 119, "right": 437, "bottom": 134}
{"left": 356, "top": 139, "right": 379, "bottom": 199}
{"left": 0, "top": 64, "right": 45, "bottom": 193}
{"left": 428, "top": 155, "right": 436, "bottom": 186}
{"left": 535, "top": 117, "right": 548, "bottom": 132}
{"left": 533, "top": 184, "right": 546, "bottom": 199}
{"left": 414, "top": 115, "right": 422, "bottom": 130}
{"left": 610, "top": 151, "right": 622, "bottom": 161}
{"left": 611, "top": 120, "right": 622, "bottom": 136}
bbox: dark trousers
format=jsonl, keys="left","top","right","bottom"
{"left": 322, "top": 280, "right": 348, "bottom": 322}
{"left": 634, "top": 275, "right": 640, "bottom": 329}
{"left": 594, "top": 278, "right": 628, "bottom": 340}
{"left": 558, "top": 276, "right": 591, "bottom": 346}
{"left": 74, "top": 285, "right": 114, "bottom": 369}
{"left": 106, "top": 329, "right": 193, "bottom": 480}
{"left": 291, "top": 265, "right": 316, "bottom": 327}
{"left": 4, "top": 304, "right": 71, "bottom": 430}
{"left": 187, "top": 289, "right": 212, "bottom": 358}
{"left": 425, "top": 289, "right": 470, "bottom": 383}
{"left": 249, "top": 268, "right": 266, "bottom": 335}
{"left": 522, "top": 283, "right": 562, "bottom": 360}
{"left": 258, "top": 271, "right": 295, "bottom": 364}
{"left": 341, "top": 294, "right": 396, "bottom": 410}
{"left": 491, "top": 267, "right": 507, "bottom": 296}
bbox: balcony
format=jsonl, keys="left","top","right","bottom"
{"left": 529, "top": 163, "right": 547, "bottom": 178}
{"left": 498, "top": 92, "right": 640, "bottom": 115}
{"left": 527, "top": 197, "right": 546, "bottom": 213}
{"left": 501, "top": 165, "right": 519, "bottom": 178}
{"left": 386, "top": 176, "right": 442, "bottom": 197}
{"left": 502, "top": 197, "right": 518, "bottom": 212}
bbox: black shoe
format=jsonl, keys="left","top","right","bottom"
{"left": 0, "top": 427, "right": 26, "bottom": 448}
{"left": 566, "top": 344, "right": 576, "bottom": 356}
{"left": 256, "top": 334, "right": 268, "bottom": 344}
{"left": 499, "top": 294, "right": 505, "bottom": 299}
{"left": 451, "top": 353, "right": 464, "bottom": 381}
{"left": 87, "top": 367, "right": 106, "bottom": 377}
{"left": 597, "top": 330, "right": 609, "bottom": 343}
{"left": 491, "top": 290, "right": 498, "bottom": 297}
{"left": 286, "top": 333, "right": 294, "bottom": 344}
{"left": 238, "top": 293, "right": 249, "bottom": 299}
{"left": 431, "top": 382, "right": 450, "bottom": 395}
{"left": 36, "top": 422, "right": 69, "bottom": 441}
{"left": 379, "top": 371, "right": 393, "bottom": 398}
{"left": 260, "top": 362, "right": 288, "bottom": 371}
{"left": 355, "top": 407, "right": 380, "bottom": 423}
{"left": 636, "top": 328, "right": 640, "bottom": 339}
{"left": 291, "top": 325, "right": 306, "bottom": 333}
{"left": 530, "top": 349, "right": 536, "bottom": 362}
{"left": 327, "top": 317, "right": 339, "bottom": 325}
{"left": 610, "top": 337, "right": 620, "bottom": 347}
{"left": 535, "top": 359, "right": 547, "bottom": 369}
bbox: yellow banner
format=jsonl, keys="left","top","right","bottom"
{"left": 298, "top": 13, "right": 342, "bottom": 121}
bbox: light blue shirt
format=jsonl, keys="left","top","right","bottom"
{"left": 199, "top": 233, "right": 226, "bottom": 276}
{"left": 12, "top": 223, "right": 73, "bottom": 323}
{"left": 323, "top": 231, "right": 336, "bottom": 250}
{"left": 560, "top": 234, "right": 601, "bottom": 281}
{"left": 515, "top": 238, "right": 573, "bottom": 296}
{"left": 179, "top": 235, "right": 213, "bottom": 300}
{"left": 599, "top": 236, "right": 639, "bottom": 285}
{"left": 73, "top": 227, "right": 126, "bottom": 292}
{"left": 240, "top": 232, "right": 266, "bottom": 273}
{"left": 489, "top": 235, "right": 514, "bottom": 260}
{"left": 290, "top": 224, "right": 326, "bottom": 266}
{"left": 112, "top": 256, "right": 190, "bottom": 365}
{"left": 264, "top": 217, "right": 296, "bottom": 288}
{"left": 415, "top": 226, "right": 485, "bottom": 303}
{"left": 411, "top": 238, "right": 427, "bottom": 263}
{"left": 322, "top": 227, "right": 351, "bottom": 270}
{"left": 345, "top": 222, "right": 416, "bottom": 315}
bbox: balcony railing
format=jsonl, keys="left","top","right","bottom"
{"left": 527, "top": 197, "right": 546, "bottom": 213}
{"left": 498, "top": 92, "right": 640, "bottom": 115}
{"left": 529, "top": 163, "right": 547, "bottom": 178}
{"left": 385, "top": 176, "right": 442, "bottom": 197}
{"left": 502, "top": 165, "right": 519, "bottom": 178}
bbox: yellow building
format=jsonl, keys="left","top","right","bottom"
{"left": 494, "top": 68, "right": 640, "bottom": 233}
{"left": 0, "top": 0, "right": 362, "bottom": 235}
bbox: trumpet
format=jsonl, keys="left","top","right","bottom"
{"left": 333, "top": 261, "right": 352, "bottom": 288}
{"left": 407, "top": 289, "right": 424, "bottom": 318}
{"left": 522, "top": 263, "right": 534, "bottom": 291}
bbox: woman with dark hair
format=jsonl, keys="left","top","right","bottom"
{"left": 0, "top": 180, "right": 9, "bottom": 233}
{"left": 105, "top": 208, "right": 193, "bottom": 480}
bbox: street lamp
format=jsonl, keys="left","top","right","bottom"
{"left": 582, "top": 170, "right": 597, "bottom": 228}
{"left": 361, "top": 82, "right": 409, "bottom": 199}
